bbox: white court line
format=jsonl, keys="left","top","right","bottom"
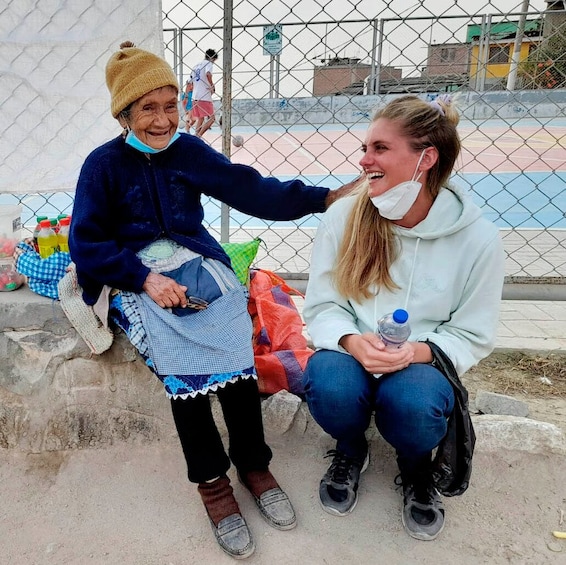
{"left": 275, "top": 131, "right": 331, "bottom": 175}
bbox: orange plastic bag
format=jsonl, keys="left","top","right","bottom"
{"left": 247, "top": 269, "right": 313, "bottom": 396}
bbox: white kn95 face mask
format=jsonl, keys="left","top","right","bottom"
{"left": 369, "top": 150, "right": 426, "bottom": 220}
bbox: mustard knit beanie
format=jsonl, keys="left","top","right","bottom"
{"left": 106, "top": 41, "right": 179, "bottom": 118}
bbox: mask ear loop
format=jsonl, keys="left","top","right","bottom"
{"left": 411, "top": 149, "right": 427, "bottom": 182}
{"left": 118, "top": 113, "right": 131, "bottom": 138}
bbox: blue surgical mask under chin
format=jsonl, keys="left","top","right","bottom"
{"left": 125, "top": 130, "right": 181, "bottom": 154}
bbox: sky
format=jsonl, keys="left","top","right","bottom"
{"left": 162, "top": 0, "right": 550, "bottom": 98}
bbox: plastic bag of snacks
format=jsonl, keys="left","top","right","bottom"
{"left": 0, "top": 205, "right": 25, "bottom": 291}
{"left": 0, "top": 258, "right": 25, "bottom": 291}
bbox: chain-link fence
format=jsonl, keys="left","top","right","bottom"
{"left": 1, "top": 1, "right": 565, "bottom": 297}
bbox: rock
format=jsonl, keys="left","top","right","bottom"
{"left": 262, "top": 390, "right": 302, "bottom": 434}
{"left": 473, "top": 414, "right": 566, "bottom": 455}
{"left": 475, "top": 389, "right": 529, "bottom": 417}
{"left": 547, "top": 541, "right": 563, "bottom": 553}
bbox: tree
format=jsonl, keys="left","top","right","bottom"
{"left": 519, "top": 22, "right": 566, "bottom": 89}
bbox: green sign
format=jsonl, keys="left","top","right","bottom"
{"left": 263, "top": 24, "right": 283, "bottom": 56}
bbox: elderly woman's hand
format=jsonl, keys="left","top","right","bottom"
{"left": 324, "top": 173, "right": 365, "bottom": 209}
{"left": 143, "top": 272, "right": 188, "bottom": 309}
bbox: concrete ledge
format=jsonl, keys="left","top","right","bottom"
{"left": 0, "top": 287, "right": 173, "bottom": 451}
{"left": 2, "top": 288, "right": 565, "bottom": 457}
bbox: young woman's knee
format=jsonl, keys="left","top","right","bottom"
{"left": 303, "top": 349, "right": 371, "bottom": 409}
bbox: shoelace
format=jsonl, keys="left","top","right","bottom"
{"left": 395, "top": 472, "right": 436, "bottom": 504}
{"left": 324, "top": 450, "right": 357, "bottom": 485}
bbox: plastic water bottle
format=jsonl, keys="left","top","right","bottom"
{"left": 377, "top": 309, "right": 411, "bottom": 349}
{"left": 37, "top": 219, "right": 59, "bottom": 258}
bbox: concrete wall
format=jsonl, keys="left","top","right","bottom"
{"left": 2, "top": 288, "right": 566, "bottom": 456}
{"left": 0, "top": 288, "right": 317, "bottom": 453}
{"left": 230, "top": 89, "right": 566, "bottom": 128}
{"left": 0, "top": 288, "right": 173, "bottom": 451}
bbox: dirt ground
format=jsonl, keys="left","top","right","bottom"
{"left": 464, "top": 350, "right": 566, "bottom": 432}
{"left": 1, "top": 351, "right": 565, "bottom": 565}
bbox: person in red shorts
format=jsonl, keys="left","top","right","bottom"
{"left": 191, "top": 48, "right": 218, "bottom": 138}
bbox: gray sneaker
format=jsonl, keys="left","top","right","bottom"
{"left": 400, "top": 478, "right": 445, "bottom": 541}
{"left": 319, "top": 449, "right": 369, "bottom": 516}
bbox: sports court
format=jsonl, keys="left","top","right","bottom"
{"left": 203, "top": 117, "right": 566, "bottom": 229}
{"left": 2, "top": 117, "right": 564, "bottom": 234}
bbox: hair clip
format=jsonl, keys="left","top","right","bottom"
{"left": 428, "top": 94, "right": 452, "bottom": 116}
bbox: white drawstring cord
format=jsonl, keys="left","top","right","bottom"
{"left": 374, "top": 236, "right": 420, "bottom": 332}
{"left": 404, "top": 237, "right": 420, "bottom": 311}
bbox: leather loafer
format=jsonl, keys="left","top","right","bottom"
{"left": 253, "top": 487, "right": 297, "bottom": 531}
{"left": 209, "top": 513, "right": 255, "bottom": 559}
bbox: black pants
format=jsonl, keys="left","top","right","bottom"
{"left": 170, "top": 376, "right": 273, "bottom": 483}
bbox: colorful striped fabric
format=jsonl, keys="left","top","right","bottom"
{"left": 247, "top": 268, "right": 313, "bottom": 396}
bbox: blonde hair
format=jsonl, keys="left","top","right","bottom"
{"left": 334, "top": 95, "right": 461, "bottom": 301}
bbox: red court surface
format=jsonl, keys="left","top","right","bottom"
{"left": 203, "top": 120, "right": 566, "bottom": 176}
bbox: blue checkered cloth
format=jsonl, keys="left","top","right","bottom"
{"left": 15, "top": 242, "right": 71, "bottom": 299}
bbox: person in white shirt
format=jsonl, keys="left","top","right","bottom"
{"left": 191, "top": 48, "right": 218, "bottom": 137}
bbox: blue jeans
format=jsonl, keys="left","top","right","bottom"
{"left": 303, "top": 350, "right": 455, "bottom": 471}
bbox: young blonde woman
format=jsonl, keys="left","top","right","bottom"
{"left": 303, "top": 95, "right": 505, "bottom": 541}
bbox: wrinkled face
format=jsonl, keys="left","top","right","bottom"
{"left": 125, "top": 86, "right": 179, "bottom": 150}
{"left": 360, "top": 118, "right": 424, "bottom": 198}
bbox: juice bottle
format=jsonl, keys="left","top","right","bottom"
{"left": 57, "top": 216, "right": 71, "bottom": 253}
{"left": 32, "top": 216, "right": 48, "bottom": 252}
{"left": 37, "top": 219, "right": 59, "bottom": 258}
{"left": 57, "top": 214, "right": 68, "bottom": 233}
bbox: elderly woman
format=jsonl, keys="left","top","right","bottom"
{"left": 303, "top": 95, "right": 504, "bottom": 541}
{"left": 69, "top": 41, "right": 359, "bottom": 560}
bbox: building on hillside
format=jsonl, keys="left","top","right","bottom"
{"left": 312, "top": 56, "right": 401, "bottom": 96}
{"left": 423, "top": 18, "right": 543, "bottom": 91}
{"left": 544, "top": 0, "right": 566, "bottom": 38}
{"left": 424, "top": 4, "right": 566, "bottom": 91}
{"left": 467, "top": 19, "right": 543, "bottom": 90}
{"left": 316, "top": 4, "right": 563, "bottom": 96}
{"left": 420, "top": 42, "right": 471, "bottom": 92}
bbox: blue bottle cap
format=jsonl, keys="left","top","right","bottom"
{"left": 392, "top": 309, "right": 409, "bottom": 324}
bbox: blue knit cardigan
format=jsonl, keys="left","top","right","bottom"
{"left": 69, "top": 133, "right": 329, "bottom": 305}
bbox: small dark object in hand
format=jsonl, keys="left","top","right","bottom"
{"left": 186, "top": 296, "right": 208, "bottom": 310}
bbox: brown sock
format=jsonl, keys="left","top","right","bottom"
{"left": 197, "top": 476, "right": 240, "bottom": 526}
{"left": 241, "top": 469, "right": 279, "bottom": 498}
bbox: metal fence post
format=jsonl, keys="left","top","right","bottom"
{"left": 220, "top": 0, "right": 233, "bottom": 243}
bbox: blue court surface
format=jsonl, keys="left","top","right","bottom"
{"left": 1, "top": 117, "right": 564, "bottom": 231}
{"left": 2, "top": 170, "right": 564, "bottom": 232}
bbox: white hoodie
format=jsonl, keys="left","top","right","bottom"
{"left": 304, "top": 184, "right": 505, "bottom": 376}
